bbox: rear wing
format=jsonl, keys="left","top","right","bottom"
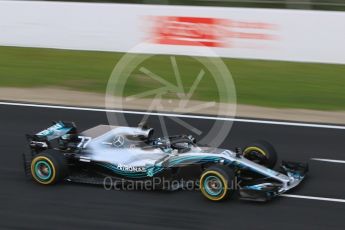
{"left": 26, "top": 121, "right": 77, "bottom": 152}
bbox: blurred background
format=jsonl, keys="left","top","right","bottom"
{"left": 0, "top": 0, "right": 344, "bottom": 123}
{"left": 26, "top": 0, "right": 345, "bottom": 11}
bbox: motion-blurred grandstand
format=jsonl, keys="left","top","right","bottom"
{"left": 37, "top": 0, "right": 345, "bottom": 11}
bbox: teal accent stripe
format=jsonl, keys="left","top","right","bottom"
{"left": 168, "top": 156, "right": 222, "bottom": 167}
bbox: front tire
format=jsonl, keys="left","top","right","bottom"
{"left": 243, "top": 140, "right": 277, "bottom": 169}
{"left": 30, "top": 151, "right": 68, "bottom": 185}
{"left": 199, "top": 165, "right": 235, "bottom": 202}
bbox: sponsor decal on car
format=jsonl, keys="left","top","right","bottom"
{"left": 116, "top": 163, "right": 147, "bottom": 173}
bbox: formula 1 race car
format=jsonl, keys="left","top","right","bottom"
{"left": 23, "top": 121, "right": 308, "bottom": 202}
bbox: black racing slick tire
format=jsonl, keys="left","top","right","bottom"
{"left": 243, "top": 140, "right": 277, "bottom": 169}
{"left": 30, "top": 150, "right": 68, "bottom": 185}
{"left": 199, "top": 165, "right": 235, "bottom": 202}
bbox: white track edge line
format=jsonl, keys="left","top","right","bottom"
{"left": 311, "top": 158, "right": 345, "bottom": 164}
{"left": 1, "top": 101, "right": 345, "bottom": 130}
{"left": 1, "top": 101, "right": 345, "bottom": 204}
{"left": 281, "top": 194, "right": 345, "bottom": 203}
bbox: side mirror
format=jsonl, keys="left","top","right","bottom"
{"left": 235, "top": 147, "right": 242, "bottom": 158}
{"left": 171, "top": 149, "right": 179, "bottom": 155}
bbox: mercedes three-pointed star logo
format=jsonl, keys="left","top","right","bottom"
{"left": 112, "top": 135, "right": 125, "bottom": 147}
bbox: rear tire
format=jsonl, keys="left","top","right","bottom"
{"left": 243, "top": 140, "right": 277, "bottom": 169}
{"left": 199, "top": 165, "right": 235, "bottom": 202}
{"left": 30, "top": 150, "right": 68, "bottom": 185}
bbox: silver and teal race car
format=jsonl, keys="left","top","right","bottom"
{"left": 23, "top": 121, "right": 308, "bottom": 202}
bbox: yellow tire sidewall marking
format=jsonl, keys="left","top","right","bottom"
{"left": 243, "top": 146, "right": 267, "bottom": 157}
{"left": 200, "top": 170, "right": 228, "bottom": 201}
{"left": 31, "top": 156, "right": 56, "bottom": 185}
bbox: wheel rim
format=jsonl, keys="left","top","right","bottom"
{"left": 34, "top": 160, "right": 52, "bottom": 181}
{"left": 204, "top": 175, "right": 223, "bottom": 196}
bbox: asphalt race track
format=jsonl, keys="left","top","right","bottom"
{"left": 0, "top": 102, "right": 345, "bottom": 230}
